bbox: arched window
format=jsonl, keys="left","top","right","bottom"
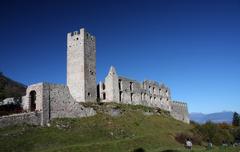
{"left": 29, "top": 90, "right": 36, "bottom": 111}
{"left": 119, "top": 91, "right": 123, "bottom": 102}
{"left": 103, "top": 92, "right": 106, "bottom": 100}
{"left": 119, "top": 79, "right": 122, "bottom": 90}
{"left": 102, "top": 83, "right": 105, "bottom": 90}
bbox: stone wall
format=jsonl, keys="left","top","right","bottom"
{"left": 170, "top": 101, "right": 190, "bottom": 123}
{"left": 0, "top": 83, "right": 96, "bottom": 127}
{"left": 83, "top": 29, "right": 97, "bottom": 102}
{"left": 22, "top": 83, "right": 50, "bottom": 125}
{"left": 142, "top": 80, "right": 171, "bottom": 110}
{"left": 48, "top": 83, "right": 96, "bottom": 118}
{"left": 99, "top": 66, "right": 172, "bottom": 111}
{"left": 98, "top": 66, "right": 191, "bottom": 123}
{"left": 0, "top": 112, "right": 41, "bottom": 128}
{"left": 118, "top": 76, "right": 142, "bottom": 105}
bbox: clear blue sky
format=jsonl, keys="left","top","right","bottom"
{"left": 0, "top": 0, "right": 240, "bottom": 114}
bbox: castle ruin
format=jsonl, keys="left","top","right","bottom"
{"left": 0, "top": 28, "right": 189, "bottom": 127}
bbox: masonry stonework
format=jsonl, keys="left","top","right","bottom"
{"left": 67, "top": 28, "right": 97, "bottom": 102}
{"left": 0, "top": 27, "right": 189, "bottom": 127}
{"left": 0, "top": 112, "right": 42, "bottom": 128}
{"left": 170, "top": 101, "right": 190, "bottom": 123}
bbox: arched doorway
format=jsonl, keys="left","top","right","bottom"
{"left": 29, "top": 90, "right": 36, "bottom": 111}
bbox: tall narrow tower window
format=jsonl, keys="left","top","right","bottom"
{"left": 119, "top": 79, "right": 122, "bottom": 90}
{"left": 130, "top": 82, "right": 133, "bottom": 91}
{"left": 119, "top": 91, "right": 122, "bottom": 102}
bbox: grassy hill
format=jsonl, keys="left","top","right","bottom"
{"left": 0, "top": 72, "right": 26, "bottom": 101}
{"left": 0, "top": 103, "right": 239, "bottom": 152}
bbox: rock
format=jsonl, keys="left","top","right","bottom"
{"left": 143, "top": 112, "right": 154, "bottom": 116}
{"left": 108, "top": 108, "right": 121, "bottom": 117}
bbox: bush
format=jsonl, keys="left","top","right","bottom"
{"left": 175, "top": 132, "right": 202, "bottom": 145}
{"left": 192, "top": 121, "right": 234, "bottom": 145}
{"left": 232, "top": 127, "right": 240, "bottom": 141}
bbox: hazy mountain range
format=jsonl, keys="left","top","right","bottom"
{"left": 190, "top": 111, "right": 234, "bottom": 124}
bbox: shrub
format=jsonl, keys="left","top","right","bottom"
{"left": 175, "top": 132, "right": 202, "bottom": 145}
{"left": 192, "top": 121, "right": 235, "bottom": 145}
{"left": 231, "top": 127, "right": 240, "bottom": 141}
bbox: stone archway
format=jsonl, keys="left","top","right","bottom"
{"left": 29, "top": 90, "right": 36, "bottom": 111}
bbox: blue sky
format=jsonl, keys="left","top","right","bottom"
{"left": 0, "top": 0, "right": 240, "bottom": 113}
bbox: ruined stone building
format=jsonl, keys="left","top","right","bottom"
{"left": 0, "top": 28, "right": 189, "bottom": 127}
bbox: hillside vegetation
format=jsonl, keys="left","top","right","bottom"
{"left": 0, "top": 103, "right": 239, "bottom": 152}
{"left": 0, "top": 72, "right": 26, "bottom": 101}
{"left": 0, "top": 74, "right": 239, "bottom": 151}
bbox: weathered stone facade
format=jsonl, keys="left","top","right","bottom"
{"left": 67, "top": 28, "right": 97, "bottom": 102}
{"left": 98, "top": 66, "right": 189, "bottom": 123}
{"left": 170, "top": 101, "right": 190, "bottom": 123}
{"left": 0, "top": 112, "right": 42, "bottom": 128}
{"left": 98, "top": 67, "right": 172, "bottom": 110}
{"left": 21, "top": 83, "right": 96, "bottom": 126}
{"left": 0, "top": 27, "right": 189, "bottom": 127}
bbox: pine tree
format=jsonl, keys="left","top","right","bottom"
{"left": 232, "top": 112, "right": 240, "bottom": 126}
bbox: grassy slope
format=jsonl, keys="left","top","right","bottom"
{"left": 0, "top": 103, "right": 239, "bottom": 152}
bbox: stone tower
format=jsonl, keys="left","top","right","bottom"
{"left": 67, "top": 28, "right": 97, "bottom": 102}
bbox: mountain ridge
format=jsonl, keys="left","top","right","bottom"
{"left": 0, "top": 73, "right": 26, "bottom": 101}
{"left": 190, "top": 111, "right": 234, "bottom": 124}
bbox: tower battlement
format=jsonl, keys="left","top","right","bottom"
{"left": 67, "top": 28, "right": 95, "bottom": 41}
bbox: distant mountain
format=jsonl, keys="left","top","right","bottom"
{"left": 190, "top": 111, "right": 234, "bottom": 124}
{"left": 0, "top": 72, "right": 26, "bottom": 101}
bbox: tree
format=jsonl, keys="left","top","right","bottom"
{"left": 232, "top": 112, "right": 240, "bottom": 127}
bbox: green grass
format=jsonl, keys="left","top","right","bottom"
{"left": 0, "top": 103, "right": 239, "bottom": 152}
